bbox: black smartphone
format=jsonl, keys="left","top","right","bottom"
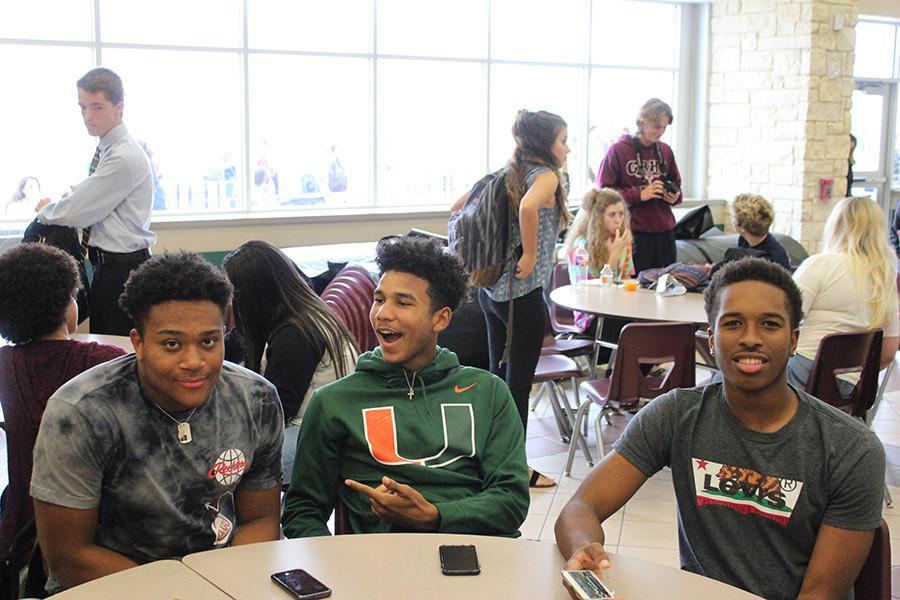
{"left": 271, "top": 569, "right": 332, "bottom": 599}
{"left": 439, "top": 544, "right": 481, "bottom": 576}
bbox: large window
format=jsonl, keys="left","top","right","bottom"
{"left": 854, "top": 18, "right": 900, "bottom": 191}
{"left": 1, "top": 0, "right": 685, "bottom": 222}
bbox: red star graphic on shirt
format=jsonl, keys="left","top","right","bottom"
{"left": 695, "top": 459, "right": 709, "bottom": 470}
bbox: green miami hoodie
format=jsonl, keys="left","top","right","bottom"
{"left": 281, "top": 347, "right": 529, "bottom": 538}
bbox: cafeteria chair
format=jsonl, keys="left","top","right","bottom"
{"left": 804, "top": 329, "right": 882, "bottom": 420}
{"left": 542, "top": 264, "right": 595, "bottom": 362}
{"left": 564, "top": 322, "right": 696, "bottom": 476}
{"left": 321, "top": 265, "right": 378, "bottom": 352}
{"left": 333, "top": 500, "right": 352, "bottom": 535}
{"left": 804, "top": 329, "right": 889, "bottom": 505}
{"left": 532, "top": 354, "right": 593, "bottom": 467}
{"left": 854, "top": 519, "right": 890, "bottom": 600}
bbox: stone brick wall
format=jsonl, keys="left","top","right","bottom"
{"left": 707, "top": 0, "right": 857, "bottom": 251}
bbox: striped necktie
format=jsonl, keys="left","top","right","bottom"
{"left": 79, "top": 146, "right": 102, "bottom": 260}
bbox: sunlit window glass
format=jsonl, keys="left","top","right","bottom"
{"left": 248, "top": 0, "right": 371, "bottom": 53}
{"left": 588, "top": 68, "right": 675, "bottom": 184}
{"left": 249, "top": 55, "right": 371, "bottom": 211}
{"left": 850, "top": 88, "right": 884, "bottom": 174}
{"left": 491, "top": 0, "right": 587, "bottom": 63}
{"left": 100, "top": 0, "right": 241, "bottom": 47}
{"left": 104, "top": 49, "right": 244, "bottom": 213}
{"left": 592, "top": 0, "right": 678, "bottom": 68}
{"left": 377, "top": 59, "right": 484, "bottom": 206}
{"left": 377, "top": 0, "right": 486, "bottom": 58}
{"left": 854, "top": 21, "right": 896, "bottom": 79}
{"left": 0, "top": 0, "right": 93, "bottom": 41}
{"left": 489, "top": 64, "right": 586, "bottom": 193}
{"left": 0, "top": 46, "right": 95, "bottom": 223}
{"left": 894, "top": 97, "right": 900, "bottom": 188}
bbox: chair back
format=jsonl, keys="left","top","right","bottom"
{"left": 805, "top": 329, "right": 882, "bottom": 419}
{"left": 546, "top": 263, "right": 581, "bottom": 335}
{"left": 334, "top": 499, "right": 352, "bottom": 535}
{"left": 607, "top": 322, "right": 696, "bottom": 403}
{"left": 321, "top": 265, "right": 378, "bottom": 352}
{"left": 854, "top": 519, "right": 890, "bottom": 600}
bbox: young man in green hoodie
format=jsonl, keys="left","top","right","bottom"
{"left": 282, "top": 235, "right": 530, "bottom": 537}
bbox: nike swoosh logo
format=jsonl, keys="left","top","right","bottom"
{"left": 454, "top": 383, "right": 477, "bottom": 394}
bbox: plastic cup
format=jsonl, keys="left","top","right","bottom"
{"left": 623, "top": 279, "right": 639, "bottom": 291}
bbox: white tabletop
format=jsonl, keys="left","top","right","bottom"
{"left": 51, "top": 559, "right": 231, "bottom": 599}
{"left": 550, "top": 282, "right": 709, "bottom": 325}
{"left": 182, "top": 534, "right": 761, "bottom": 599}
{"left": 71, "top": 332, "right": 134, "bottom": 353}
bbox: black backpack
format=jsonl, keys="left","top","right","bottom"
{"left": 448, "top": 168, "right": 525, "bottom": 289}
{"left": 22, "top": 219, "right": 90, "bottom": 322}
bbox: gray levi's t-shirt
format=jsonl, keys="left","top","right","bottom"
{"left": 31, "top": 355, "right": 284, "bottom": 578}
{"left": 614, "top": 383, "right": 884, "bottom": 600}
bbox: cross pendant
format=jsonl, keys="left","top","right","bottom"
{"left": 407, "top": 389, "right": 415, "bottom": 400}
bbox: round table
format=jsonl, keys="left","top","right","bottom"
{"left": 181, "top": 534, "right": 762, "bottom": 599}
{"left": 549, "top": 283, "right": 708, "bottom": 325}
{"left": 51, "top": 559, "right": 231, "bottom": 599}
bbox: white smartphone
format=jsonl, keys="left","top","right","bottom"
{"left": 561, "top": 569, "right": 615, "bottom": 599}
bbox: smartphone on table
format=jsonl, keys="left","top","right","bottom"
{"left": 271, "top": 568, "right": 332, "bottom": 599}
{"left": 439, "top": 544, "right": 480, "bottom": 576}
{"left": 561, "top": 569, "right": 615, "bottom": 599}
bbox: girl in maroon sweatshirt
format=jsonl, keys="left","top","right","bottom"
{"left": 596, "top": 98, "right": 682, "bottom": 273}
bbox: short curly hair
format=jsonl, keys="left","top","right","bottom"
{"left": 0, "top": 243, "right": 80, "bottom": 343}
{"left": 704, "top": 257, "right": 803, "bottom": 330}
{"left": 119, "top": 251, "right": 233, "bottom": 334}
{"left": 732, "top": 193, "right": 775, "bottom": 238}
{"left": 375, "top": 235, "right": 469, "bottom": 312}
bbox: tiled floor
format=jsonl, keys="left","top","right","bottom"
{"left": 522, "top": 357, "right": 900, "bottom": 571}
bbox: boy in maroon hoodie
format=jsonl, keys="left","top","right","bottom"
{"left": 596, "top": 98, "right": 682, "bottom": 273}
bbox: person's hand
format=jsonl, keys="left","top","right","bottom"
{"left": 640, "top": 180, "right": 664, "bottom": 201}
{"left": 663, "top": 190, "right": 680, "bottom": 205}
{"left": 516, "top": 253, "right": 537, "bottom": 280}
{"left": 608, "top": 229, "right": 632, "bottom": 261}
{"left": 36, "top": 197, "right": 52, "bottom": 212}
{"left": 345, "top": 476, "right": 440, "bottom": 531}
{"left": 563, "top": 543, "right": 617, "bottom": 599}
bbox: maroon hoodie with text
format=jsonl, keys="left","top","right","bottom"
{"left": 596, "top": 134, "right": 682, "bottom": 234}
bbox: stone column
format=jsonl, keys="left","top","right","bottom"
{"left": 707, "top": 0, "right": 857, "bottom": 251}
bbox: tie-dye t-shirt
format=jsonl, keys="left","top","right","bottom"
{"left": 31, "top": 355, "right": 283, "bottom": 572}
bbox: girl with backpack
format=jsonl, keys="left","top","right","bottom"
{"left": 478, "top": 109, "right": 571, "bottom": 488}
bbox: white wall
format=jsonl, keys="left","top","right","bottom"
{"left": 152, "top": 211, "right": 450, "bottom": 253}
{"left": 859, "top": 0, "right": 900, "bottom": 19}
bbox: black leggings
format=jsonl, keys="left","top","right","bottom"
{"left": 478, "top": 286, "right": 546, "bottom": 437}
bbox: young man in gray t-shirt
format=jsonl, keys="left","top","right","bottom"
{"left": 31, "top": 252, "right": 284, "bottom": 591}
{"left": 555, "top": 258, "right": 884, "bottom": 600}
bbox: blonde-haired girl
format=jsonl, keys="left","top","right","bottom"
{"left": 789, "top": 196, "right": 899, "bottom": 392}
{"left": 563, "top": 188, "right": 633, "bottom": 332}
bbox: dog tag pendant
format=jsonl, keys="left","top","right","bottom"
{"left": 177, "top": 422, "right": 192, "bottom": 444}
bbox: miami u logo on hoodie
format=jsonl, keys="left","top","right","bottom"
{"left": 362, "top": 404, "right": 475, "bottom": 468}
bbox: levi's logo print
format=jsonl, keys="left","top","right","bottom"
{"left": 693, "top": 458, "right": 803, "bottom": 526}
{"left": 363, "top": 404, "right": 475, "bottom": 468}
